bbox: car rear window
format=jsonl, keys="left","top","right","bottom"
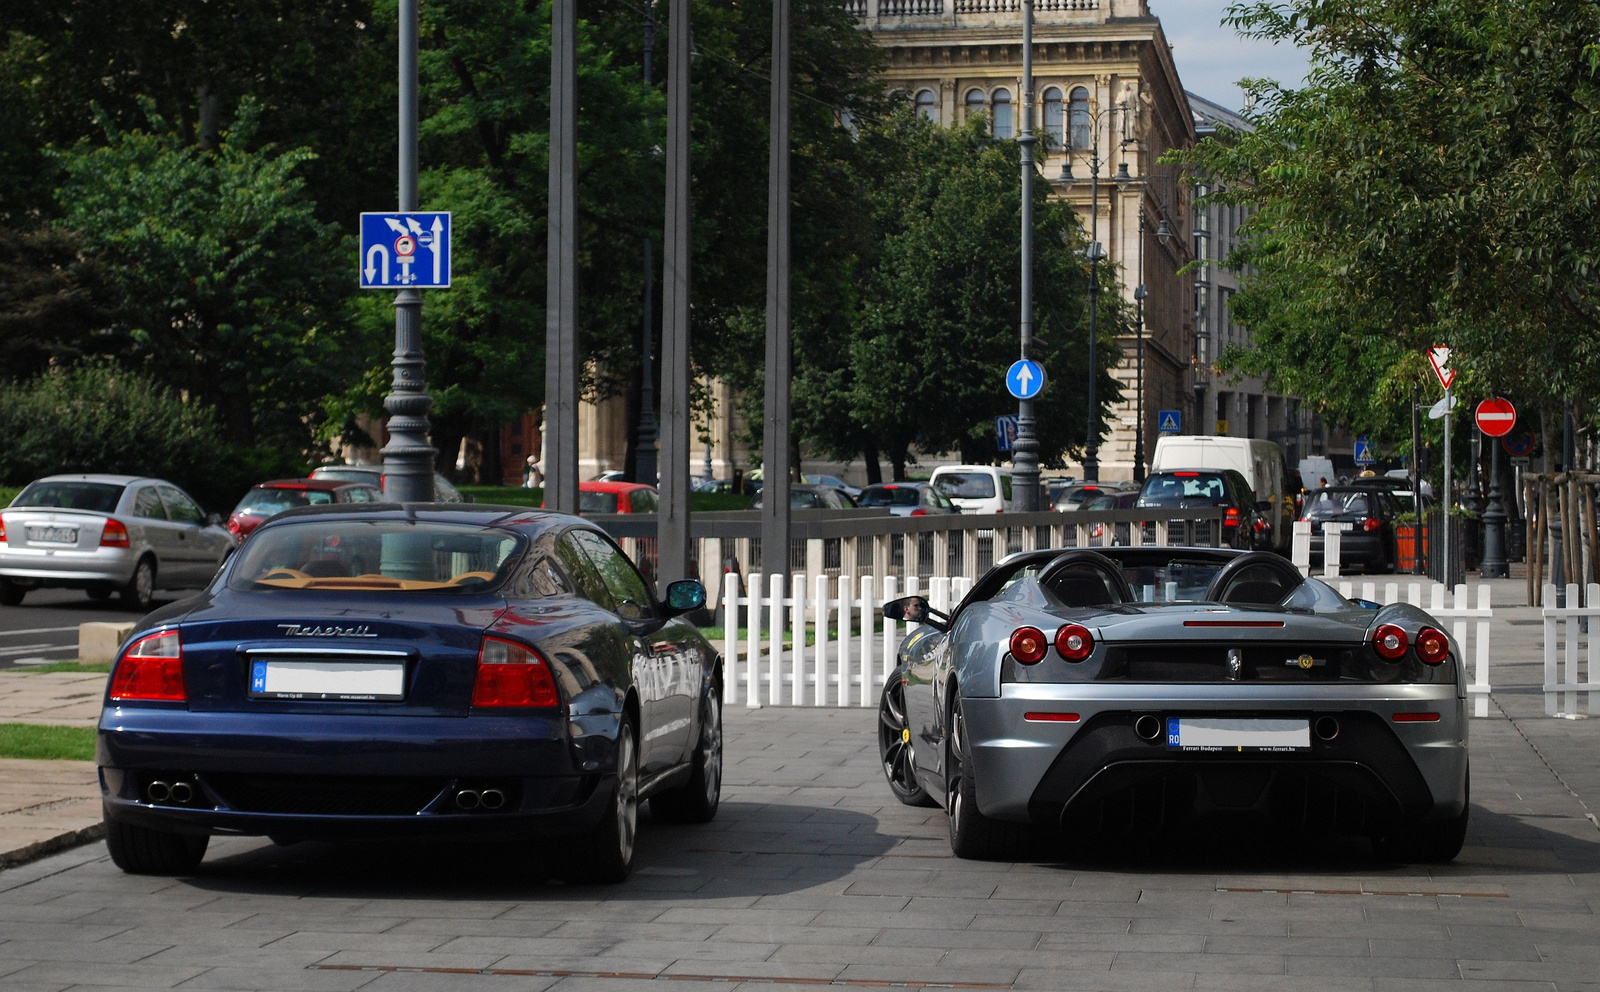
{"left": 860, "top": 486, "right": 921, "bottom": 507}
{"left": 236, "top": 487, "right": 335, "bottom": 516}
{"left": 11, "top": 482, "right": 125, "bottom": 513}
{"left": 228, "top": 520, "right": 523, "bottom": 593}
{"left": 1138, "top": 473, "right": 1229, "bottom": 506}
{"left": 935, "top": 472, "right": 996, "bottom": 499}
{"left": 579, "top": 491, "right": 620, "bottom": 514}
{"left": 1306, "top": 491, "right": 1371, "bottom": 519}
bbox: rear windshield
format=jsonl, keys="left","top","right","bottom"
{"left": 11, "top": 481, "right": 124, "bottom": 513}
{"left": 236, "top": 487, "right": 335, "bottom": 516}
{"left": 312, "top": 467, "right": 379, "bottom": 484}
{"left": 859, "top": 486, "right": 921, "bottom": 507}
{"left": 1306, "top": 491, "right": 1370, "bottom": 519}
{"left": 1138, "top": 473, "right": 1229, "bottom": 506}
{"left": 935, "top": 472, "right": 996, "bottom": 499}
{"left": 228, "top": 520, "right": 524, "bottom": 593}
{"left": 579, "top": 491, "right": 619, "bottom": 514}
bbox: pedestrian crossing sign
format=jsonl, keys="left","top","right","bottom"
{"left": 1158, "top": 409, "right": 1181, "bottom": 434}
{"left": 1354, "top": 437, "right": 1376, "bottom": 465}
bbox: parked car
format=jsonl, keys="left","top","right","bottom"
{"left": 749, "top": 484, "right": 858, "bottom": 510}
{"left": 802, "top": 474, "right": 862, "bottom": 499}
{"left": 1044, "top": 477, "right": 1079, "bottom": 507}
{"left": 227, "top": 479, "right": 381, "bottom": 542}
{"left": 1305, "top": 486, "right": 1400, "bottom": 573}
{"left": 0, "top": 475, "right": 234, "bottom": 609}
{"left": 877, "top": 546, "right": 1468, "bottom": 863}
{"left": 1151, "top": 435, "right": 1295, "bottom": 553}
{"left": 1135, "top": 469, "right": 1265, "bottom": 550}
{"left": 578, "top": 481, "right": 659, "bottom": 515}
{"left": 96, "top": 504, "right": 721, "bottom": 881}
{"left": 930, "top": 465, "right": 1013, "bottom": 514}
{"left": 308, "top": 465, "right": 470, "bottom": 502}
{"left": 856, "top": 483, "right": 961, "bottom": 517}
{"left": 1053, "top": 481, "right": 1138, "bottom": 513}
{"left": 1076, "top": 490, "right": 1141, "bottom": 544}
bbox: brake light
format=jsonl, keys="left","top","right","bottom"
{"left": 910, "top": 508, "right": 928, "bottom": 516}
{"left": 1009, "top": 627, "right": 1048, "bottom": 665}
{"left": 1174, "top": 472, "right": 1199, "bottom": 477}
{"left": 100, "top": 519, "right": 130, "bottom": 548}
{"left": 1372, "top": 623, "right": 1409, "bottom": 660}
{"left": 1362, "top": 517, "right": 1382, "bottom": 532}
{"left": 472, "top": 636, "right": 560, "bottom": 707}
{"left": 1055, "top": 623, "right": 1094, "bottom": 661}
{"left": 227, "top": 517, "right": 242, "bottom": 537}
{"left": 1415, "top": 627, "right": 1449, "bottom": 665}
{"left": 0, "top": 517, "right": 6, "bottom": 543}
{"left": 1225, "top": 507, "right": 1239, "bottom": 526}
{"left": 110, "top": 630, "right": 185, "bottom": 702}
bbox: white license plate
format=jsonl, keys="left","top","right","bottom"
{"left": 1166, "top": 717, "right": 1310, "bottom": 753}
{"left": 248, "top": 659, "right": 405, "bottom": 701}
{"left": 27, "top": 526, "right": 78, "bottom": 544}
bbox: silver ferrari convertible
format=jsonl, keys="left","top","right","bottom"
{"left": 878, "top": 548, "right": 1468, "bottom": 863}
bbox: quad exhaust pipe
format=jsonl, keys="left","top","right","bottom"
{"left": 146, "top": 781, "right": 170, "bottom": 803}
{"left": 454, "top": 789, "right": 480, "bottom": 810}
{"left": 454, "top": 787, "right": 508, "bottom": 812}
{"left": 479, "top": 788, "right": 505, "bottom": 810}
{"left": 146, "top": 779, "right": 196, "bottom": 804}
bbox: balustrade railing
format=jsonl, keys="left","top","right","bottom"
{"left": 850, "top": 0, "right": 1097, "bottom": 15}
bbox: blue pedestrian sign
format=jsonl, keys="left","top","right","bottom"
{"left": 995, "top": 415, "right": 1019, "bottom": 452}
{"left": 360, "top": 212, "right": 452, "bottom": 288}
{"left": 1354, "top": 436, "right": 1377, "bottom": 465}
{"left": 1006, "top": 359, "right": 1046, "bottom": 400}
{"left": 1157, "top": 409, "right": 1182, "bottom": 434}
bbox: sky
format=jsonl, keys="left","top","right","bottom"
{"left": 1151, "top": 0, "right": 1313, "bottom": 111}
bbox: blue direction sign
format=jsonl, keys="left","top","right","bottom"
{"left": 1006, "top": 359, "right": 1046, "bottom": 399}
{"left": 1354, "top": 436, "right": 1377, "bottom": 465}
{"left": 1157, "top": 409, "right": 1182, "bottom": 434}
{"left": 995, "top": 415, "right": 1019, "bottom": 452}
{"left": 360, "top": 212, "right": 452, "bottom": 288}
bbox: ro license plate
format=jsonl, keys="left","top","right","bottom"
{"left": 248, "top": 659, "right": 405, "bottom": 701}
{"left": 1166, "top": 717, "right": 1310, "bottom": 753}
{"left": 26, "top": 526, "right": 78, "bottom": 544}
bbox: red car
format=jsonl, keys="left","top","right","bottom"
{"left": 577, "top": 481, "right": 658, "bottom": 515}
{"left": 227, "top": 479, "right": 381, "bottom": 540}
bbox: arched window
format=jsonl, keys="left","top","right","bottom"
{"left": 1069, "top": 86, "right": 1091, "bottom": 150}
{"left": 915, "top": 89, "right": 937, "bottom": 122}
{"left": 965, "top": 88, "right": 986, "bottom": 124}
{"left": 1041, "top": 87, "right": 1064, "bottom": 147}
{"left": 991, "top": 88, "right": 1012, "bottom": 139}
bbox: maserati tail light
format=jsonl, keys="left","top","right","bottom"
{"left": 473, "top": 636, "right": 560, "bottom": 707}
{"left": 100, "top": 519, "right": 130, "bottom": 548}
{"left": 1009, "top": 627, "right": 1048, "bottom": 665}
{"left": 110, "top": 630, "right": 185, "bottom": 702}
{"left": 1415, "top": 627, "right": 1450, "bottom": 665}
{"left": 1054, "top": 624, "right": 1094, "bottom": 661}
{"left": 1372, "top": 623, "right": 1409, "bottom": 660}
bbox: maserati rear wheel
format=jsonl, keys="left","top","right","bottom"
{"left": 946, "top": 697, "right": 1031, "bottom": 860}
{"left": 652, "top": 690, "right": 722, "bottom": 824}
{"left": 570, "top": 721, "right": 638, "bottom": 884}
{"left": 879, "top": 670, "right": 935, "bottom": 807}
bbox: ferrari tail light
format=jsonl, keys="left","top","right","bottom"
{"left": 1362, "top": 517, "right": 1382, "bottom": 532}
{"left": 110, "top": 630, "right": 185, "bottom": 702}
{"left": 1372, "top": 623, "right": 1409, "bottom": 661}
{"left": 1009, "top": 627, "right": 1048, "bottom": 665}
{"left": 1054, "top": 623, "right": 1094, "bottom": 662}
{"left": 1415, "top": 627, "right": 1450, "bottom": 665}
{"left": 473, "top": 635, "right": 560, "bottom": 708}
{"left": 100, "top": 519, "right": 130, "bottom": 548}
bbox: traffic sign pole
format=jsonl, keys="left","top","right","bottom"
{"left": 1010, "top": 0, "right": 1040, "bottom": 512}
{"left": 1442, "top": 387, "right": 1451, "bottom": 587}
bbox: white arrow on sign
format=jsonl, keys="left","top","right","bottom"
{"left": 1428, "top": 345, "right": 1456, "bottom": 390}
{"left": 364, "top": 243, "right": 389, "bottom": 285}
{"left": 431, "top": 215, "right": 444, "bottom": 284}
{"left": 1015, "top": 364, "right": 1034, "bottom": 394}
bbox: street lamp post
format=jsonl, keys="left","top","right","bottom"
{"left": 1011, "top": 0, "right": 1041, "bottom": 512}
{"left": 634, "top": 2, "right": 659, "bottom": 486}
{"left": 1125, "top": 201, "right": 1171, "bottom": 482}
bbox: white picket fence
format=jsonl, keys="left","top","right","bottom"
{"left": 718, "top": 572, "right": 972, "bottom": 707}
{"left": 1336, "top": 580, "right": 1493, "bottom": 717}
{"left": 1541, "top": 583, "right": 1600, "bottom": 718}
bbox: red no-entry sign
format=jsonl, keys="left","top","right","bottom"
{"left": 1475, "top": 397, "right": 1517, "bottom": 437}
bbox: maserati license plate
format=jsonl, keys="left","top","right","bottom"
{"left": 249, "top": 659, "right": 405, "bottom": 701}
{"left": 26, "top": 526, "right": 78, "bottom": 544}
{"left": 1166, "top": 717, "right": 1310, "bottom": 753}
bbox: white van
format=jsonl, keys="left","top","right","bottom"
{"left": 1149, "top": 436, "right": 1293, "bottom": 552}
{"left": 929, "top": 465, "right": 1013, "bottom": 515}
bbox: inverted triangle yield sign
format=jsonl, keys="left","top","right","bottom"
{"left": 1428, "top": 346, "right": 1456, "bottom": 390}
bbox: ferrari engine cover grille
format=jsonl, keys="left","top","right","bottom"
{"left": 1099, "top": 643, "right": 1398, "bottom": 683}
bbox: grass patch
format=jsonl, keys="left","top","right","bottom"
{"left": 7, "top": 661, "right": 111, "bottom": 674}
{"left": 459, "top": 486, "right": 753, "bottom": 513}
{"left": 0, "top": 723, "right": 97, "bottom": 761}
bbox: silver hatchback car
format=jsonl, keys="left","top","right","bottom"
{"left": 0, "top": 475, "right": 235, "bottom": 610}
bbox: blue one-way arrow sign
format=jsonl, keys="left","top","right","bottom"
{"left": 1158, "top": 409, "right": 1181, "bottom": 433}
{"left": 1354, "top": 436, "right": 1376, "bottom": 465}
{"left": 1006, "top": 359, "right": 1046, "bottom": 400}
{"left": 360, "top": 212, "right": 452, "bottom": 288}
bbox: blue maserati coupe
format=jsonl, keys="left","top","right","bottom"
{"left": 97, "top": 504, "right": 721, "bottom": 882}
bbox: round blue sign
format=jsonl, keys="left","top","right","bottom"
{"left": 1006, "top": 360, "right": 1047, "bottom": 400}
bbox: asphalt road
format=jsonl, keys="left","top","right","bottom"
{"left": 0, "top": 589, "right": 179, "bottom": 670}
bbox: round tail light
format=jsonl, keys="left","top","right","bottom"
{"left": 1009, "top": 627, "right": 1048, "bottom": 665}
{"left": 1054, "top": 623, "right": 1094, "bottom": 662}
{"left": 1362, "top": 517, "right": 1382, "bottom": 532}
{"left": 1415, "top": 627, "right": 1449, "bottom": 665}
{"left": 1372, "top": 623, "right": 1409, "bottom": 661}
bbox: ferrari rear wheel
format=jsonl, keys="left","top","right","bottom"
{"left": 946, "top": 697, "right": 1032, "bottom": 861}
{"left": 652, "top": 690, "right": 722, "bottom": 824}
{"left": 105, "top": 821, "right": 208, "bottom": 875}
{"left": 879, "top": 671, "right": 935, "bottom": 807}
{"left": 570, "top": 720, "right": 638, "bottom": 884}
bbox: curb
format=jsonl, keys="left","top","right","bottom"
{"left": 0, "top": 821, "right": 105, "bottom": 871}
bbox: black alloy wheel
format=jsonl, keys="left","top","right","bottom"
{"left": 652, "top": 689, "right": 723, "bottom": 824}
{"left": 945, "top": 696, "right": 1032, "bottom": 860}
{"left": 878, "top": 671, "right": 935, "bottom": 807}
{"left": 572, "top": 720, "right": 638, "bottom": 883}
{"left": 121, "top": 558, "right": 156, "bottom": 611}
{"left": 105, "top": 821, "right": 209, "bottom": 875}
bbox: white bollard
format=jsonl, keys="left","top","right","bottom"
{"left": 767, "top": 572, "right": 784, "bottom": 707}
{"left": 838, "top": 574, "right": 854, "bottom": 708}
{"left": 814, "top": 573, "right": 831, "bottom": 706}
{"left": 1292, "top": 520, "right": 1312, "bottom": 576}
{"left": 745, "top": 573, "right": 763, "bottom": 708}
{"left": 1322, "top": 522, "right": 1345, "bottom": 578}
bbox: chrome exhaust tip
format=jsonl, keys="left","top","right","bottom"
{"left": 1134, "top": 715, "right": 1163, "bottom": 742}
{"left": 478, "top": 788, "right": 505, "bottom": 811}
{"left": 454, "top": 789, "right": 481, "bottom": 811}
{"left": 1315, "top": 716, "right": 1341, "bottom": 741}
{"left": 168, "top": 781, "right": 194, "bottom": 804}
{"left": 146, "top": 781, "right": 171, "bottom": 803}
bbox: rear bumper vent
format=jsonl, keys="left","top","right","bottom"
{"left": 203, "top": 774, "right": 447, "bottom": 816}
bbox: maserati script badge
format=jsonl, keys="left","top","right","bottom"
{"left": 277, "top": 623, "right": 378, "bottom": 638}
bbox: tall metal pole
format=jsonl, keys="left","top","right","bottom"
{"left": 760, "top": 0, "right": 793, "bottom": 583}
{"left": 1411, "top": 384, "right": 1422, "bottom": 574}
{"left": 1133, "top": 209, "right": 1146, "bottom": 483}
{"left": 380, "top": 0, "right": 436, "bottom": 503}
{"left": 1441, "top": 387, "right": 1452, "bottom": 585}
{"left": 1011, "top": 0, "right": 1039, "bottom": 512}
{"left": 1482, "top": 439, "right": 1508, "bottom": 578}
{"left": 1084, "top": 150, "right": 1100, "bottom": 482}
{"left": 543, "top": 0, "right": 580, "bottom": 513}
{"left": 635, "top": 4, "right": 660, "bottom": 486}
{"left": 657, "top": 0, "right": 693, "bottom": 589}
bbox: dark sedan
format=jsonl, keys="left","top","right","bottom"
{"left": 1136, "top": 469, "right": 1266, "bottom": 550}
{"left": 97, "top": 505, "right": 723, "bottom": 883}
{"left": 1306, "top": 486, "right": 1400, "bottom": 573}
